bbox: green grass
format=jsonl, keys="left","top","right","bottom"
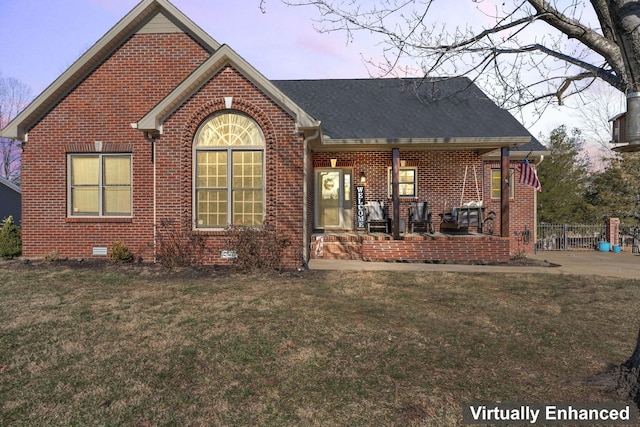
{"left": 1, "top": 262, "right": 639, "bottom": 426}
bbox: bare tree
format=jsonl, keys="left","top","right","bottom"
{"left": 265, "top": 0, "right": 640, "bottom": 117}
{"left": 0, "top": 75, "right": 31, "bottom": 184}
{"left": 572, "top": 80, "right": 625, "bottom": 169}
{"left": 576, "top": 80, "right": 625, "bottom": 147}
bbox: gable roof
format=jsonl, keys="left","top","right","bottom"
{"left": 1, "top": 0, "right": 220, "bottom": 141}
{"left": 3, "top": 0, "right": 542, "bottom": 156}
{"left": 273, "top": 78, "right": 535, "bottom": 151}
{"left": 136, "top": 45, "right": 319, "bottom": 133}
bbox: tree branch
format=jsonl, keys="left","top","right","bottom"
{"left": 527, "top": 0, "right": 626, "bottom": 81}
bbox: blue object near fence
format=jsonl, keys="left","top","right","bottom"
{"left": 598, "top": 242, "right": 611, "bottom": 252}
{"left": 612, "top": 245, "right": 622, "bottom": 253}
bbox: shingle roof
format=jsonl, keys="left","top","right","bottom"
{"left": 273, "top": 77, "right": 542, "bottom": 149}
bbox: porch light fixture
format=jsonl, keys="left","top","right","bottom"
{"left": 359, "top": 171, "right": 366, "bottom": 184}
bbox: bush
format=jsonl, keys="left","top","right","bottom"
{"left": 44, "top": 250, "right": 61, "bottom": 262}
{"left": 109, "top": 240, "right": 134, "bottom": 263}
{"left": 0, "top": 216, "right": 21, "bottom": 259}
{"left": 156, "top": 217, "right": 208, "bottom": 268}
{"left": 224, "top": 222, "right": 291, "bottom": 272}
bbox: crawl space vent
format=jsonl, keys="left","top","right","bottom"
{"left": 92, "top": 247, "right": 108, "bottom": 256}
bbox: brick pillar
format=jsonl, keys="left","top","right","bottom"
{"left": 606, "top": 217, "right": 620, "bottom": 247}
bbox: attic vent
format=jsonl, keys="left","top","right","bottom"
{"left": 92, "top": 247, "right": 108, "bottom": 256}
{"left": 137, "top": 12, "right": 183, "bottom": 35}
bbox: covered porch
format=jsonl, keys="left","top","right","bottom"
{"left": 291, "top": 77, "right": 547, "bottom": 264}
{"left": 307, "top": 144, "right": 522, "bottom": 263}
{"left": 310, "top": 231, "right": 511, "bottom": 263}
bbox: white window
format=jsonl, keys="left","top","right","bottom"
{"left": 388, "top": 167, "right": 417, "bottom": 198}
{"left": 69, "top": 154, "right": 132, "bottom": 216}
{"left": 194, "top": 112, "right": 265, "bottom": 228}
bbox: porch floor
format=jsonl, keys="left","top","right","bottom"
{"left": 310, "top": 231, "right": 510, "bottom": 263}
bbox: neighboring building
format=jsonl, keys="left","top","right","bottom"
{"left": 1, "top": 0, "right": 546, "bottom": 267}
{"left": 0, "top": 176, "right": 21, "bottom": 225}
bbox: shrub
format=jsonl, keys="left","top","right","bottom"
{"left": 156, "top": 217, "right": 208, "bottom": 268}
{"left": 224, "top": 222, "right": 291, "bottom": 272}
{"left": 109, "top": 240, "right": 134, "bottom": 263}
{"left": 0, "top": 216, "right": 21, "bottom": 259}
{"left": 44, "top": 250, "right": 61, "bottom": 262}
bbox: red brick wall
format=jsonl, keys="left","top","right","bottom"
{"left": 22, "top": 33, "right": 306, "bottom": 268}
{"left": 22, "top": 33, "right": 210, "bottom": 261}
{"left": 482, "top": 160, "right": 537, "bottom": 255}
{"left": 363, "top": 236, "right": 511, "bottom": 263}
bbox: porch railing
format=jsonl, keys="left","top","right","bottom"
{"left": 535, "top": 223, "right": 606, "bottom": 251}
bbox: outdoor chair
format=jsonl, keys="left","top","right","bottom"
{"left": 408, "top": 201, "right": 434, "bottom": 233}
{"left": 365, "top": 201, "right": 390, "bottom": 233}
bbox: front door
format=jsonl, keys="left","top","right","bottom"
{"left": 315, "top": 169, "right": 353, "bottom": 230}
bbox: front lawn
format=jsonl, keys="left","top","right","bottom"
{"left": 1, "top": 261, "right": 638, "bottom": 425}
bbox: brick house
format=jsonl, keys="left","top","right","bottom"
{"left": 2, "top": 0, "right": 546, "bottom": 268}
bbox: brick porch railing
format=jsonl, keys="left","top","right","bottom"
{"left": 311, "top": 232, "right": 511, "bottom": 263}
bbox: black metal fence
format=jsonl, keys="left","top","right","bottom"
{"left": 535, "top": 223, "right": 606, "bottom": 251}
{"left": 620, "top": 224, "right": 640, "bottom": 253}
{"left": 536, "top": 222, "right": 640, "bottom": 252}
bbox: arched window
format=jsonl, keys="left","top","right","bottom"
{"left": 194, "top": 112, "right": 265, "bottom": 228}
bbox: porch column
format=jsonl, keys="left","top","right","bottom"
{"left": 392, "top": 148, "right": 401, "bottom": 240}
{"left": 500, "top": 147, "right": 510, "bottom": 237}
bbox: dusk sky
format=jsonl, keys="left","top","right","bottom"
{"left": 0, "top": 0, "right": 612, "bottom": 140}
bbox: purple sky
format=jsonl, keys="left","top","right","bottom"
{"left": 1, "top": 0, "right": 380, "bottom": 94}
{"left": 0, "top": 0, "right": 614, "bottom": 141}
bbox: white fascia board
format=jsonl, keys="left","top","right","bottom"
{"left": 137, "top": 44, "right": 319, "bottom": 133}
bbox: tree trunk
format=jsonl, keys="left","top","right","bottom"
{"left": 624, "top": 325, "right": 640, "bottom": 369}
{"left": 608, "top": 0, "right": 640, "bottom": 92}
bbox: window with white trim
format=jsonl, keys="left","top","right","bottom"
{"left": 194, "top": 112, "right": 265, "bottom": 228}
{"left": 69, "top": 154, "right": 132, "bottom": 216}
{"left": 387, "top": 167, "right": 417, "bottom": 198}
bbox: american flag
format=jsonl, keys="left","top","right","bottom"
{"left": 517, "top": 158, "right": 542, "bottom": 192}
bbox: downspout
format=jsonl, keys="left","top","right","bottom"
{"left": 144, "top": 131, "right": 157, "bottom": 263}
{"left": 302, "top": 127, "right": 320, "bottom": 268}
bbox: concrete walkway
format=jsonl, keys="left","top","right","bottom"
{"left": 309, "top": 250, "right": 640, "bottom": 280}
